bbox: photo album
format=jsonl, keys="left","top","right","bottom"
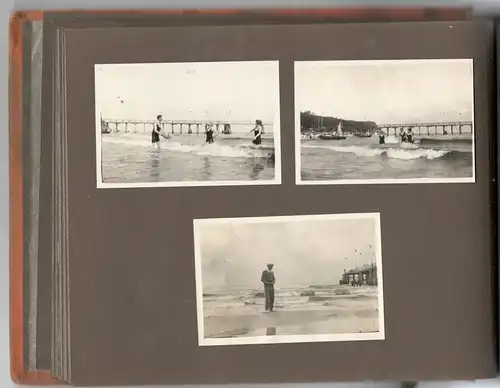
{"left": 9, "top": 8, "right": 498, "bottom": 386}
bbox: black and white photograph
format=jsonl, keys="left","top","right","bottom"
{"left": 193, "top": 213, "right": 384, "bottom": 346}
{"left": 95, "top": 61, "right": 281, "bottom": 188}
{"left": 295, "top": 59, "right": 475, "bottom": 185}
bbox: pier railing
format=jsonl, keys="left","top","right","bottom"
{"left": 378, "top": 121, "right": 473, "bottom": 136}
{"left": 101, "top": 119, "right": 263, "bottom": 135}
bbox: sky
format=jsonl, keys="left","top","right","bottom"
{"left": 95, "top": 61, "right": 279, "bottom": 123}
{"left": 295, "top": 59, "right": 474, "bottom": 125}
{"left": 196, "top": 216, "right": 378, "bottom": 291}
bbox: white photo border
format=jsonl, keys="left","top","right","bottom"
{"left": 193, "top": 212, "right": 385, "bottom": 347}
{"left": 294, "top": 58, "right": 476, "bottom": 186}
{"left": 94, "top": 61, "right": 282, "bottom": 189}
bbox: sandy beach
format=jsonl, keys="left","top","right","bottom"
{"left": 203, "top": 285, "right": 379, "bottom": 339}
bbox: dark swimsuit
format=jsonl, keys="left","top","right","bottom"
{"left": 407, "top": 133, "right": 414, "bottom": 143}
{"left": 152, "top": 123, "right": 161, "bottom": 143}
{"left": 252, "top": 126, "right": 262, "bottom": 145}
{"left": 205, "top": 129, "right": 214, "bottom": 144}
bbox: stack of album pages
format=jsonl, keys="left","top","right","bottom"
{"left": 9, "top": 8, "right": 499, "bottom": 386}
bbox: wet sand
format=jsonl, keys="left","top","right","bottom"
{"left": 203, "top": 287, "right": 379, "bottom": 339}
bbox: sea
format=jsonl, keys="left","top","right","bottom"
{"left": 101, "top": 132, "right": 276, "bottom": 184}
{"left": 301, "top": 135, "right": 474, "bottom": 181}
{"left": 202, "top": 285, "right": 379, "bottom": 338}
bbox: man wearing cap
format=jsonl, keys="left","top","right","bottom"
{"left": 261, "top": 264, "right": 276, "bottom": 312}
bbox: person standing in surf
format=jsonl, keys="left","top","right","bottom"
{"left": 261, "top": 263, "right": 276, "bottom": 312}
{"left": 152, "top": 114, "right": 163, "bottom": 150}
{"left": 406, "top": 128, "right": 415, "bottom": 144}
{"left": 205, "top": 124, "right": 215, "bottom": 144}
{"left": 250, "top": 119, "right": 264, "bottom": 146}
{"left": 399, "top": 128, "right": 407, "bottom": 143}
{"left": 378, "top": 132, "right": 386, "bottom": 145}
{"left": 268, "top": 150, "right": 275, "bottom": 163}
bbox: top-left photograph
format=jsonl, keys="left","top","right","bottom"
{"left": 95, "top": 61, "right": 281, "bottom": 188}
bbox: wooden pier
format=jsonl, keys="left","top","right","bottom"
{"left": 378, "top": 121, "right": 473, "bottom": 137}
{"left": 339, "top": 263, "right": 377, "bottom": 287}
{"left": 101, "top": 119, "right": 263, "bottom": 135}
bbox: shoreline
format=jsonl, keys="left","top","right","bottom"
{"left": 204, "top": 307, "right": 379, "bottom": 339}
{"left": 203, "top": 287, "right": 379, "bottom": 339}
{"left": 102, "top": 131, "right": 275, "bottom": 140}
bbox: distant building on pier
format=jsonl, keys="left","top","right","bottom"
{"left": 339, "top": 263, "right": 377, "bottom": 287}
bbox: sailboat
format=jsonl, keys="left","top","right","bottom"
{"left": 319, "top": 120, "right": 347, "bottom": 140}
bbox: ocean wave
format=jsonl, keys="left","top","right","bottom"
{"left": 387, "top": 148, "right": 449, "bottom": 160}
{"left": 383, "top": 135, "right": 400, "bottom": 144}
{"left": 103, "top": 137, "right": 272, "bottom": 158}
{"left": 303, "top": 144, "right": 460, "bottom": 160}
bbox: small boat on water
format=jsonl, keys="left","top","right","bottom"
{"left": 319, "top": 134, "right": 346, "bottom": 140}
{"left": 354, "top": 133, "right": 373, "bottom": 138}
{"left": 319, "top": 121, "right": 346, "bottom": 141}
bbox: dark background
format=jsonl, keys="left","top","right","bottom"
{"left": 45, "top": 19, "right": 496, "bottom": 385}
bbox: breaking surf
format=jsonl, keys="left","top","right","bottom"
{"left": 103, "top": 135, "right": 274, "bottom": 159}
{"left": 301, "top": 143, "right": 469, "bottom": 161}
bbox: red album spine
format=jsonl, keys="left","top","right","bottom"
{"left": 9, "top": 10, "right": 63, "bottom": 385}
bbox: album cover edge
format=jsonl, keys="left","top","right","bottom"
{"left": 9, "top": 10, "right": 64, "bottom": 386}
{"left": 15, "top": 6, "right": 472, "bottom": 20}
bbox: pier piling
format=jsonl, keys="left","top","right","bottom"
{"left": 101, "top": 119, "right": 256, "bottom": 135}
{"left": 339, "top": 263, "right": 377, "bottom": 287}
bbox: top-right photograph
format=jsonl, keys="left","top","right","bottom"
{"left": 295, "top": 59, "right": 475, "bottom": 185}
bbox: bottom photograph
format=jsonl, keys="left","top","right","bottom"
{"left": 193, "top": 212, "right": 385, "bottom": 346}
